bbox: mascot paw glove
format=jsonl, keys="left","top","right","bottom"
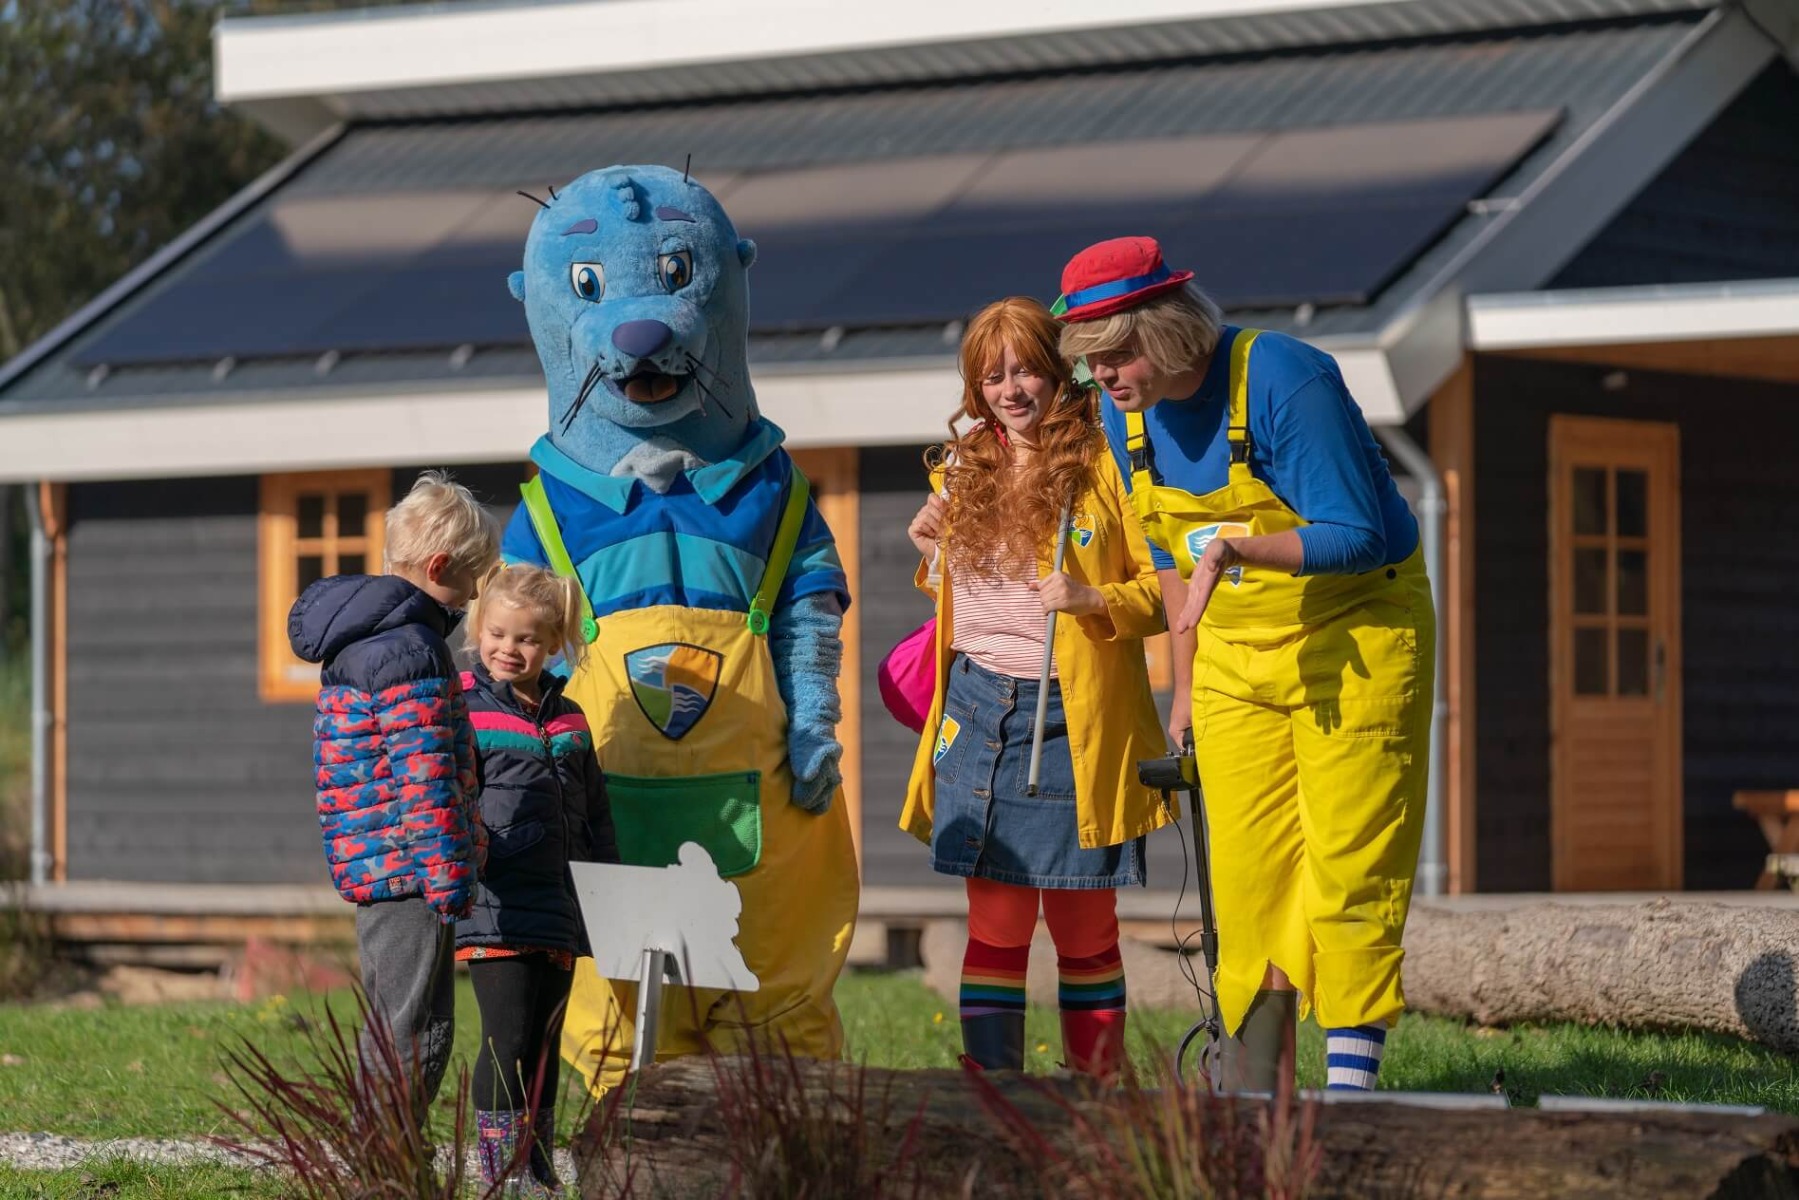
{"left": 788, "top": 729, "right": 842, "bottom": 813}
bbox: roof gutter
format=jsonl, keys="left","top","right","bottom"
{"left": 1467, "top": 276, "right": 1799, "bottom": 348}
{"left": 0, "top": 361, "right": 972, "bottom": 484}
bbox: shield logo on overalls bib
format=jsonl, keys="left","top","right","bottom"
{"left": 1186, "top": 522, "right": 1250, "bottom": 585}
{"left": 625, "top": 643, "right": 723, "bottom": 740}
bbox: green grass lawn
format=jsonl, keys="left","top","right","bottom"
{"left": 0, "top": 1159, "right": 289, "bottom": 1200}
{"left": 0, "top": 968, "right": 1794, "bottom": 1146}
{"left": 0, "top": 968, "right": 1795, "bottom": 1197}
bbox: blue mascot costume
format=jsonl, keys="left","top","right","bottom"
{"left": 501, "top": 165, "right": 860, "bottom": 1092}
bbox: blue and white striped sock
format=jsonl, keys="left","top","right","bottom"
{"left": 1325, "top": 1025, "right": 1387, "bottom": 1091}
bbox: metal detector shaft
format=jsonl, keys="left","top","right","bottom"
{"left": 1026, "top": 506, "right": 1073, "bottom": 796}
{"left": 1167, "top": 730, "right": 1225, "bottom": 1082}
{"left": 1182, "top": 732, "right": 1220, "bottom": 983}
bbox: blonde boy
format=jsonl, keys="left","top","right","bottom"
{"left": 287, "top": 470, "right": 498, "bottom": 1107}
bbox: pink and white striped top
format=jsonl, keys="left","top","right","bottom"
{"left": 950, "top": 566, "right": 1055, "bottom": 680}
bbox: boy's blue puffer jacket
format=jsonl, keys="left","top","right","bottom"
{"left": 288, "top": 575, "right": 484, "bottom": 919}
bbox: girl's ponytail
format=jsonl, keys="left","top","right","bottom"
{"left": 554, "top": 574, "right": 588, "bottom": 672}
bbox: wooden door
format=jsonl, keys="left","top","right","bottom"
{"left": 1548, "top": 416, "right": 1682, "bottom": 891}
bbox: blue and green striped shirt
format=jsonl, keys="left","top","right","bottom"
{"left": 500, "top": 419, "right": 850, "bottom": 619}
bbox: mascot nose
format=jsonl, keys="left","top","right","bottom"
{"left": 612, "top": 319, "right": 673, "bottom": 360}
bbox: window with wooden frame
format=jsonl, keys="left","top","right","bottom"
{"left": 260, "top": 471, "right": 391, "bottom": 702}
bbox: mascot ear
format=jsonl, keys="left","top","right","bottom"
{"left": 507, "top": 271, "right": 527, "bottom": 302}
{"left": 736, "top": 238, "right": 757, "bottom": 269}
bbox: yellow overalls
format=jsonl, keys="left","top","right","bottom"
{"left": 519, "top": 472, "right": 860, "bottom": 1094}
{"left": 1123, "top": 330, "right": 1435, "bottom": 1034}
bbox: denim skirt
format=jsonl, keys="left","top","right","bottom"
{"left": 928, "top": 654, "right": 1145, "bottom": 889}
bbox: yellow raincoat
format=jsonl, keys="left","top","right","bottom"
{"left": 900, "top": 443, "right": 1172, "bottom": 851}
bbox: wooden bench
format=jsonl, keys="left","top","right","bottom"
{"left": 1732, "top": 790, "right": 1799, "bottom": 889}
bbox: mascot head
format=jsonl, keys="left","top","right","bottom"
{"left": 509, "top": 165, "right": 759, "bottom": 480}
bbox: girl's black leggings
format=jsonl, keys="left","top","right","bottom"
{"left": 468, "top": 955, "right": 574, "bottom": 1113}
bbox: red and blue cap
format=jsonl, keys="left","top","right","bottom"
{"left": 1053, "top": 236, "right": 1193, "bottom": 323}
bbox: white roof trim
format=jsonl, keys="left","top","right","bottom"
{"left": 1468, "top": 278, "right": 1799, "bottom": 349}
{"left": 0, "top": 365, "right": 962, "bottom": 484}
{"left": 214, "top": 0, "right": 1407, "bottom": 107}
{"left": 0, "top": 344, "right": 1409, "bottom": 483}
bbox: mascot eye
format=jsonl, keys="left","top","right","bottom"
{"left": 570, "top": 263, "right": 606, "bottom": 302}
{"left": 658, "top": 251, "right": 693, "bottom": 293}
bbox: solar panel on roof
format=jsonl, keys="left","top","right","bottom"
{"left": 71, "top": 110, "right": 1560, "bottom": 367}
{"left": 800, "top": 110, "right": 1562, "bottom": 324}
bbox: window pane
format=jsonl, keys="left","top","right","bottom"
{"left": 1575, "top": 627, "right": 1609, "bottom": 695}
{"left": 340, "top": 554, "right": 366, "bottom": 576}
{"left": 298, "top": 555, "right": 325, "bottom": 591}
{"left": 298, "top": 494, "right": 326, "bottom": 539}
{"left": 1573, "top": 467, "right": 1607, "bottom": 536}
{"left": 338, "top": 492, "right": 368, "bottom": 539}
{"left": 1574, "top": 547, "right": 1608, "bottom": 615}
{"left": 1615, "top": 470, "right": 1647, "bottom": 538}
{"left": 1617, "top": 628, "right": 1649, "bottom": 696}
{"left": 1616, "top": 549, "right": 1648, "bottom": 616}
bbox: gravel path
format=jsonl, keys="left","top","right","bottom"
{"left": 0, "top": 1131, "right": 579, "bottom": 1180}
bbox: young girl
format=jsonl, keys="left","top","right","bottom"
{"left": 457, "top": 564, "right": 618, "bottom": 1196}
{"left": 899, "top": 296, "right": 1170, "bottom": 1080}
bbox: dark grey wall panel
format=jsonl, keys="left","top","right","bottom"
{"left": 1550, "top": 63, "right": 1799, "bottom": 288}
{"left": 64, "top": 477, "right": 323, "bottom": 883}
{"left": 65, "top": 465, "right": 532, "bottom": 884}
{"left": 856, "top": 445, "right": 945, "bottom": 889}
{"left": 1472, "top": 355, "right": 1798, "bottom": 891}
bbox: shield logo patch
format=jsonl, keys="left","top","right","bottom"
{"left": 625, "top": 643, "right": 723, "bottom": 740}
{"left": 1185, "top": 522, "right": 1251, "bottom": 586}
{"left": 934, "top": 715, "right": 961, "bottom": 765}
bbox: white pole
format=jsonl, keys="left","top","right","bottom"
{"left": 1026, "top": 505, "right": 1072, "bottom": 797}
{"left": 25, "top": 485, "right": 50, "bottom": 887}
{"left": 1374, "top": 427, "right": 1448, "bottom": 897}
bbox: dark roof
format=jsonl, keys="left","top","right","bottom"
{"left": 0, "top": 5, "right": 1712, "bottom": 409}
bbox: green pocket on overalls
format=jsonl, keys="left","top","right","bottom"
{"left": 603, "top": 770, "right": 763, "bottom": 879}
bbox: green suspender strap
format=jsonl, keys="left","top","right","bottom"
{"left": 745, "top": 467, "right": 811, "bottom": 636}
{"left": 518, "top": 476, "right": 600, "bottom": 644}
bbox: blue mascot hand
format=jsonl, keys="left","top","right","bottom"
{"left": 788, "top": 731, "right": 842, "bottom": 813}
{"left": 771, "top": 592, "right": 845, "bottom": 814}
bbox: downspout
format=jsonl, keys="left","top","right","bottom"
{"left": 23, "top": 484, "right": 50, "bottom": 886}
{"left": 1374, "top": 428, "right": 1449, "bottom": 897}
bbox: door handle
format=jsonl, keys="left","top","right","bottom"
{"left": 1654, "top": 637, "right": 1666, "bottom": 703}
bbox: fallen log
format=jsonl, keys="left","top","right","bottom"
{"left": 1402, "top": 899, "right": 1799, "bottom": 1053}
{"left": 920, "top": 899, "right": 1799, "bottom": 1052}
{"left": 575, "top": 1057, "right": 1799, "bottom": 1199}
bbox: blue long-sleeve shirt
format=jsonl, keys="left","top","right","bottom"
{"left": 1099, "top": 327, "right": 1418, "bottom": 575}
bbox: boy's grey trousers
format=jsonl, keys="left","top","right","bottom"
{"left": 356, "top": 894, "right": 457, "bottom": 1109}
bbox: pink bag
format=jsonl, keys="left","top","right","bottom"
{"left": 877, "top": 618, "right": 938, "bottom": 734}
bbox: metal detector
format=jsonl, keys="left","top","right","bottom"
{"left": 1136, "top": 729, "right": 1223, "bottom": 1084}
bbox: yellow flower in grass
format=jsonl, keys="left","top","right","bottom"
{"left": 932, "top": 1011, "right": 944, "bottom": 1024}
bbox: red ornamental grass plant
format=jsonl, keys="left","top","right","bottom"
{"left": 968, "top": 1047, "right": 1322, "bottom": 1200}
{"left": 213, "top": 987, "right": 551, "bottom": 1200}
{"left": 705, "top": 1033, "right": 933, "bottom": 1200}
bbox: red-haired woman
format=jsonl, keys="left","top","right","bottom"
{"left": 899, "top": 296, "right": 1169, "bottom": 1079}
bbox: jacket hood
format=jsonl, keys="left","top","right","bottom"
{"left": 288, "top": 574, "right": 459, "bottom": 665}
